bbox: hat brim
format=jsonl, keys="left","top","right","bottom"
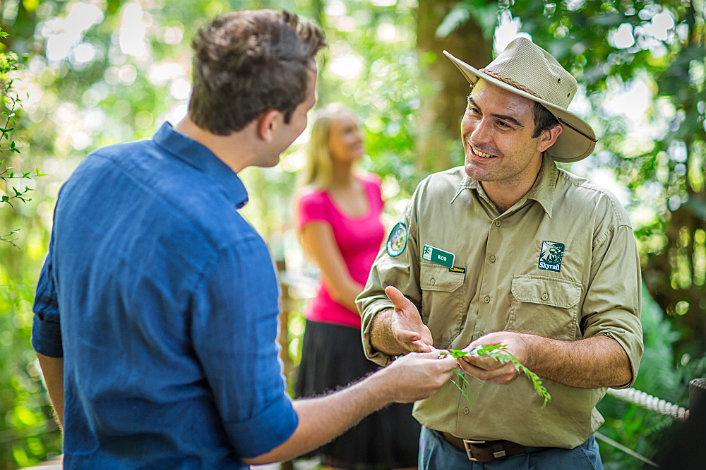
{"left": 443, "top": 50, "right": 596, "bottom": 163}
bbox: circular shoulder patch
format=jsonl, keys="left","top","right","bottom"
{"left": 386, "top": 222, "right": 407, "bottom": 257}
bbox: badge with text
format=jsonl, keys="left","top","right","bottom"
{"left": 422, "top": 244, "right": 455, "bottom": 268}
{"left": 386, "top": 222, "right": 407, "bottom": 257}
{"left": 538, "top": 241, "right": 565, "bottom": 272}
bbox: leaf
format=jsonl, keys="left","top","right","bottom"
{"left": 435, "top": 1, "right": 498, "bottom": 40}
{"left": 435, "top": 5, "right": 471, "bottom": 39}
{"left": 450, "top": 369, "right": 474, "bottom": 409}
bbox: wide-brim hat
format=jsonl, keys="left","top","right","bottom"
{"left": 444, "top": 38, "right": 596, "bottom": 163}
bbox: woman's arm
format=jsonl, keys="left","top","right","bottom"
{"left": 300, "top": 221, "right": 363, "bottom": 312}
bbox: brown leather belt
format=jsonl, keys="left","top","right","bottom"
{"left": 442, "top": 432, "right": 527, "bottom": 462}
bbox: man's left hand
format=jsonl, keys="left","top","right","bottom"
{"left": 456, "top": 331, "right": 531, "bottom": 385}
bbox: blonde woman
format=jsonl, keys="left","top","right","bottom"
{"left": 295, "top": 104, "right": 420, "bottom": 470}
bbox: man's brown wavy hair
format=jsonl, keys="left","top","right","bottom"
{"left": 189, "top": 10, "right": 326, "bottom": 135}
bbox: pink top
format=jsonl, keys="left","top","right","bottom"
{"left": 297, "top": 174, "right": 385, "bottom": 329}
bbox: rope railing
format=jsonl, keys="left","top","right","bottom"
{"left": 606, "top": 387, "right": 688, "bottom": 420}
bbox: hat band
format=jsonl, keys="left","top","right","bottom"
{"left": 480, "top": 68, "right": 543, "bottom": 100}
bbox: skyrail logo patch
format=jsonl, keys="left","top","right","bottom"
{"left": 538, "top": 241, "right": 565, "bottom": 272}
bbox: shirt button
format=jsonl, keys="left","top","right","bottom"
{"left": 430, "top": 277, "right": 436, "bottom": 285}
{"left": 463, "top": 407, "right": 470, "bottom": 415}
{"left": 489, "top": 255, "right": 496, "bottom": 263}
{"left": 541, "top": 292, "right": 549, "bottom": 301}
{"left": 494, "top": 220, "right": 501, "bottom": 227}
{"left": 483, "top": 295, "right": 490, "bottom": 303}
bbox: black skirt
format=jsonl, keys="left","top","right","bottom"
{"left": 295, "top": 319, "right": 421, "bottom": 469}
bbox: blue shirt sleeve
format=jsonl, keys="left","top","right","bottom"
{"left": 190, "top": 233, "right": 298, "bottom": 458}
{"left": 32, "top": 239, "right": 64, "bottom": 358}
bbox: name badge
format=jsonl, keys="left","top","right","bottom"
{"left": 422, "top": 244, "right": 455, "bottom": 268}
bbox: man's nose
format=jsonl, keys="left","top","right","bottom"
{"left": 472, "top": 117, "right": 495, "bottom": 143}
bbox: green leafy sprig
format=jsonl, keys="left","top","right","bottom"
{"left": 439, "top": 344, "right": 551, "bottom": 409}
{"left": 0, "top": 26, "right": 43, "bottom": 247}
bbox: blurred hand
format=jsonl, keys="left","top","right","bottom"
{"left": 385, "top": 286, "right": 434, "bottom": 353}
{"left": 380, "top": 351, "right": 458, "bottom": 403}
{"left": 456, "top": 331, "right": 531, "bottom": 385}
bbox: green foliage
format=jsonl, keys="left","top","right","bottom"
{"left": 0, "top": 282, "right": 61, "bottom": 468}
{"left": 0, "top": 24, "right": 57, "bottom": 468}
{"left": 435, "top": 0, "right": 500, "bottom": 40}
{"left": 440, "top": 344, "right": 552, "bottom": 407}
{"left": 0, "top": 26, "right": 36, "bottom": 246}
{"left": 315, "top": 0, "right": 422, "bottom": 197}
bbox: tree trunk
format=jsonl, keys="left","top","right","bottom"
{"left": 416, "top": 0, "right": 493, "bottom": 174}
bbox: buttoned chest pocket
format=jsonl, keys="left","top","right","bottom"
{"left": 420, "top": 263, "right": 466, "bottom": 348}
{"left": 507, "top": 275, "right": 582, "bottom": 340}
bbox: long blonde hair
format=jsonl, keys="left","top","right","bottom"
{"left": 298, "top": 103, "right": 354, "bottom": 191}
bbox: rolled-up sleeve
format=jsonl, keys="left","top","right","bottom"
{"left": 581, "top": 223, "right": 643, "bottom": 388}
{"left": 191, "top": 235, "right": 298, "bottom": 458}
{"left": 32, "top": 241, "right": 64, "bottom": 359}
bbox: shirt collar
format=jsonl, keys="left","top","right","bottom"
{"left": 450, "top": 153, "right": 558, "bottom": 217}
{"left": 523, "top": 154, "right": 557, "bottom": 217}
{"left": 153, "top": 122, "right": 249, "bottom": 209}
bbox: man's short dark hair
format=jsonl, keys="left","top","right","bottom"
{"left": 532, "top": 101, "right": 560, "bottom": 138}
{"left": 189, "top": 10, "right": 326, "bottom": 135}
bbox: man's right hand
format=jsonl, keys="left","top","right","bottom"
{"left": 384, "top": 285, "right": 434, "bottom": 353}
{"left": 375, "top": 350, "right": 458, "bottom": 403}
{"left": 245, "top": 350, "right": 457, "bottom": 466}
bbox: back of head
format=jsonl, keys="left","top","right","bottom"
{"left": 299, "top": 103, "right": 353, "bottom": 190}
{"left": 189, "top": 10, "right": 326, "bottom": 135}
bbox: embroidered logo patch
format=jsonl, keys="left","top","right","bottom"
{"left": 386, "top": 222, "right": 407, "bottom": 257}
{"left": 538, "top": 241, "right": 565, "bottom": 272}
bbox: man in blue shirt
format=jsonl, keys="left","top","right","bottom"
{"left": 32, "top": 10, "right": 458, "bottom": 469}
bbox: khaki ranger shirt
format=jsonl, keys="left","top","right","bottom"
{"left": 357, "top": 155, "right": 644, "bottom": 449}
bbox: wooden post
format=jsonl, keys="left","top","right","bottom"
{"left": 276, "top": 259, "right": 294, "bottom": 381}
{"left": 689, "top": 378, "right": 706, "bottom": 414}
{"left": 276, "top": 259, "right": 295, "bottom": 470}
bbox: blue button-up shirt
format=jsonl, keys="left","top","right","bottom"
{"left": 32, "top": 122, "right": 298, "bottom": 469}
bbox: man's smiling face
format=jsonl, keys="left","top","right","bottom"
{"left": 461, "top": 79, "right": 547, "bottom": 190}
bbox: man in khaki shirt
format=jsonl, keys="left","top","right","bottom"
{"left": 357, "top": 38, "right": 643, "bottom": 469}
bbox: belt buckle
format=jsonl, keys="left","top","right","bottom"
{"left": 462, "top": 439, "right": 486, "bottom": 462}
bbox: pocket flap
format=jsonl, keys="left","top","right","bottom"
{"left": 511, "top": 275, "right": 581, "bottom": 308}
{"left": 420, "top": 263, "right": 464, "bottom": 292}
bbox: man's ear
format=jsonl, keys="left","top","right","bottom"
{"left": 537, "top": 124, "right": 563, "bottom": 153}
{"left": 257, "top": 110, "right": 281, "bottom": 142}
